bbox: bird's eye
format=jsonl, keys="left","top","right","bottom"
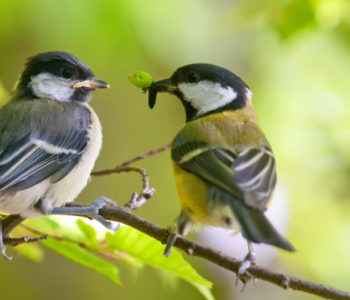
{"left": 187, "top": 72, "right": 200, "bottom": 83}
{"left": 62, "top": 67, "right": 74, "bottom": 79}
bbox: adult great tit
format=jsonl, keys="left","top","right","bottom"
{"left": 0, "top": 51, "right": 114, "bottom": 260}
{"left": 148, "top": 63, "right": 295, "bottom": 278}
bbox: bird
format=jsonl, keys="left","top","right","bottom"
{"left": 0, "top": 51, "right": 114, "bottom": 260}
{"left": 147, "top": 63, "right": 295, "bottom": 280}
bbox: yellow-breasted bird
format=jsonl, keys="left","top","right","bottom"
{"left": 147, "top": 63, "right": 295, "bottom": 277}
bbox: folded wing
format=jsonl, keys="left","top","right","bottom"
{"left": 0, "top": 101, "right": 90, "bottom": 192}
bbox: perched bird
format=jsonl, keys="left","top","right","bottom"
{"left": 0, "top": 51, "right": 114, "bottom": 260}
{"left": 147, "top": 63, "right": 295, "bottom": 278}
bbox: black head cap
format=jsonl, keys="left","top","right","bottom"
{"left": 172, "top": 63, "right": 249, "bottom": 90}
{"left": 149, "top": 63, "right": 252, "bottom": 121}
{"left": 13, "top": 51, "right": 108, "bottom": 102}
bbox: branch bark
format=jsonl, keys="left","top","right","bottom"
{"left": 1, "top": 215, "right": 25, "bottom": 236}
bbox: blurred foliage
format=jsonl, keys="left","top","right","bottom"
{"left": 0, "top": 0, "right": 350, "bottom": 299}
{"left": 11, "top": 216, "right": 213, "bottom": 299}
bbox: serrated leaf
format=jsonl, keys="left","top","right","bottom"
{"left": 41, "top": 237, "right": 120, "bottom": 285}
{"left": 105, "top": 226, "right": 213, "bottom": 298}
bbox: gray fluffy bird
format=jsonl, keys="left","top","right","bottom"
{"left": 0, "top": 51, "right": 114, "bottom": 260}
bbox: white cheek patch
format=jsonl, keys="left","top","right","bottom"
{"left": 29, "top": 72, "right": 74, "bottom": 102}
{"left": 245, "top": 87, "right": 253, "bottom": 103}
{"left": 178, "top": 80, "right": 237, "bottom": 116}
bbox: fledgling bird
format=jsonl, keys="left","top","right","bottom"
{"left": 0, "top": 51, "right": 114, "bottom": 260}
{"left": 147, "top": 63, "right": 295, "bottom": 279}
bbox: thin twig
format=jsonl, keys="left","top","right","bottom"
{"left": 92, "top": 166, "right": 155, "bottom": 211}
{"left": 112, "top": 144, "right": 170, "bottom": 169}
{"left": 91, "top": 144, "right": 170, "bottom": 210}
{"left": 4, "top": 235, "right": 48, "bottom": 247}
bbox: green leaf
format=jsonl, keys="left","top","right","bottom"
{"left": 24, "top": 216, "right": 61, "bottom": 233}
{"left": 75, "top": 219, "right": 98, "bottom": 246}
{"left": 41, "top": 237, "right": 120, "bottom": 285}
{"left": 105, "top": 226, "right": 213, "bottom": 299}
{"left": 24, "top": 216, "right": 213, "bottom": 299}
{"left": 13, "top": 243, "right": 44, "bottom": 262}
{"left": 192, "top": 283, "right": 215, "bottom": 300}
{"left": 25, "top": 216, "right": 99, "bottom": 242}
{"left": 155, "top": 268, "right": 180, "bottom": 291}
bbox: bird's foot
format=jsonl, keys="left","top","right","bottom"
{"left": 0, "top": 221, "right": 12, "bottom": 261}
{"left": 91, "top": 197, "right": 117, "bottom": 213}
{"left": 236, "top": 252, "right": 256, "bottom": 286}
{"left": 50, "top": 197, "right": 119, "bottom": 230}
{"left": 163, "top": 227, "right": 178, "bottom": 258}
{"left": 89, "top": 197, "right": 120, "bottom": 230}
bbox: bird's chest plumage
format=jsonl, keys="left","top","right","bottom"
{"left": 45, "top": 104, "right": 102, "bottom": 210}
{"left": 173, "top": 163, "right": 239, "bottom": 228}
{"left": 0, "top": 103, "right": 102, "bottom": 217}
{"left": 172, "top": 163, "right": 211, "bottom": 223}
{"left": 171, "top": 111, "right": 269, "bottom": 228}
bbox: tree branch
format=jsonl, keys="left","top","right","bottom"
{"left": 1, "top": 144, "right": 349, "bottom": 299}
{"left": 90, "top": 204, "right": 350, "bottom": 300}
{"left": 3, "top": 205, "right": 349, "bottom": 299}
{"left": 1, "top": 215, "right": 25, "bottom": 236}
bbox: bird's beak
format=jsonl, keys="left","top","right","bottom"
{"left": 148, "top": 78, "right": 177, "bottom": 109}
{"left": 73, "top": 78, "right": 110, "bottom": 89}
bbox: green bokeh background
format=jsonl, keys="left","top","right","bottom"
{"left": 1, "top": 0, "right": 350, "bottom": 299}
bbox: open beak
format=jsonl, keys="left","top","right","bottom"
{"left": 73, "top": 78, "right": 110, "bottom": 89}
{"left": 148, "top": 78, "right": 177, "bottom": 109}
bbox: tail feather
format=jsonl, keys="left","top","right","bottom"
{"left": 229, "top": 199, "right": 295, "bottom": 251}
{"left": 208, "top": 186, "right": 295, "bottom": 251}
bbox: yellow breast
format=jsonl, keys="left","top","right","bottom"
{"left": 171, "top": 110, "right": 271, "bottom": 227}
{"left": 172, "top": 163, "right": 212, "bottom": 224}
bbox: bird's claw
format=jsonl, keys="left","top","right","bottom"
{"left": 163, "top": 227, "right": 178, "bottom": 257}
{"left": 0, "top": 221, "right": 12, "bottom": 261}
{"left": 0, "top": 245, "right": 12, "bottom": 261}
{"left": 92, "top": 196, "right": 117, "bottom": 213}
{"left": 90, "top": 197, "right": 119, "bottom": 230}
{"left": 236, "top": 252, "right": 256, "bottom": 285}
{"left": 90, "top": 214, "right": 120, "bottom": 230}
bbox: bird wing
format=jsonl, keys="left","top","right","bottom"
{"left": 171, "top": 138, "right": 276, "bottom": 211}
{"left": 0, "top": 100, "right": 91, "bottom": 192}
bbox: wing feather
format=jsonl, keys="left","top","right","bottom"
{"left": 0, "top": 100, "right": 91, "bottom": 192}
{"left": 172, "top": 138, "right": 276, "bottom": 211}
